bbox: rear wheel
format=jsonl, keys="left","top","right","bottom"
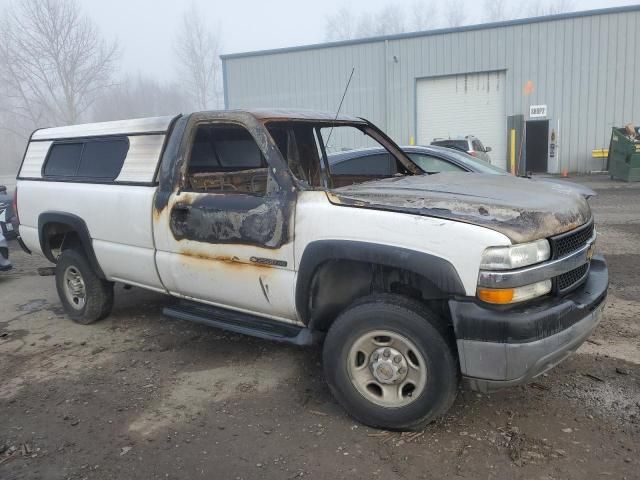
{"left": 55, "top": 249, "right": 114, "bottom": 324}
{"left": 323, "top": 294, "right": 459, "bottom": 430}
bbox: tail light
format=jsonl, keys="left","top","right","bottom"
{"left": 12, "top": 186, "right": 18, "bottom": 224}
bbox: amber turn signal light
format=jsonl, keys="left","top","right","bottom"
{"left": 477, "top": 287, "right": 515, "bottom": 304}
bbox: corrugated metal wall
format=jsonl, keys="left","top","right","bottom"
{"left": 223, "top": 7, "right": 640, "bottom": 173}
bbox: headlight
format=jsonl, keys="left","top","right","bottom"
{"left": 477, "top": 280, "right": 552, "bottom": 304}
{"left": 480, "top": 239, "right": 550, "bottom": 270}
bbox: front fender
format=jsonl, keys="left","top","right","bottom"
{"left": 295, "top": 240, "right": 465, "bottom": 325}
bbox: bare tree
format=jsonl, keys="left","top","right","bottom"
{"left": 372, "top": 5, "right": 406, "bottom": 36}
{"left": 483, "top": 0, "right": 512, "bottom": 22}
{"left": 355, "top": 12, "right": 375, "bottom": 38}
{"left": 0, "top": 123, "right": 22, "bottom": 175}
{"left": 411, "top": 1, "right": 438, "bottom": 31}
{"left": 325, "top": 3, "right": 410, "bottom": 41}
{"left": 175, "top": 3, "right": 222, "bottom": 110}
{"left": 0, "top": 0, "right": 118, "bottom": 131}
{"left": 526, "top": 0, "right": 575, "bottom": 17}
{"left": 324, "top": 2, "right": 440, "bottom": 41}
{"left": 92, "top": 76, "right": 191, "bottom": 122}
{"left": 325, "top": 7, "right": 358, "bottom": 41}
{"left": 442, "top": 0, "right": 466, "bottom": 27}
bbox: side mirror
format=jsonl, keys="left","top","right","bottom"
{"left": 485, "top": 146, "right": 492, "bottom": 153}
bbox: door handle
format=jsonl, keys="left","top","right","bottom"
{"left": 172, "top": 203, "right": 191, "bottom": 218}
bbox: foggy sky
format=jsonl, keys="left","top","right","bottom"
{"left": 1, "top": 0, "right": 636, "bottom": 81}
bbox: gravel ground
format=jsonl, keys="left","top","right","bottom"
{"left": 0, "top": 174, "right": 638, "bottom": 479}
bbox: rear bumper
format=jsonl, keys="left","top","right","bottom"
{"left": 449, "top": 256, "right": 608, "bottom": 392}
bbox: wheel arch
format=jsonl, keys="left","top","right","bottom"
{"left": 38, "top": 211, "right": 106, "bottom": 279}
{"left": 296, "top": 240, "right": 465, "bottom": 330}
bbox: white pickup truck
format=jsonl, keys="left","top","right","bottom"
{"left": 15, "top": 110, "right": 608, "bottom": 430}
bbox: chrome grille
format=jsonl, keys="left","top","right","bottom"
{"left": 550, "top": 221, "right": 594, "bottom": 293}
{"left": 550, "top": 221, "right": 594, "bottom": 259}
{"left": 556, "top": 263, "right": 589, "bottom": 292}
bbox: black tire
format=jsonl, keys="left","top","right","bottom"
{"left": 323, "top": 294, "right": 459, "bottom": 430}
{"left": 55, "top": 249, "right": 114, "bottom": 325}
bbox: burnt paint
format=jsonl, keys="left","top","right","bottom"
{"left": 170, "top": 191, "right": 289, "bottom": 248}
{"left": 155, "top": 115, "right": 189, "bottom": 214}
{"left": 154, "top": 111, "right": 297, "bottom": 249}
{"left": 327, "top": 173, "right": 593, "bottom": 244}
{"left": 153, "top": 111, "right": 426, "bottom": 251}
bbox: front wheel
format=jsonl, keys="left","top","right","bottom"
{"left": 323, "top": 294, "right": 459, "bottom": 430}
{"left": 55, "top": 249, "right": 114, "bottom": 324}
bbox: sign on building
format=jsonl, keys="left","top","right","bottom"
{"left": 529, "top": 104, "right": 548, "bottom": 118}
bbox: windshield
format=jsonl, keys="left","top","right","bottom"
{"left": 266, "top": 122, "right": 417, "bottom": 188}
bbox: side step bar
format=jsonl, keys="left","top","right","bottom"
{"left": 163, "top": 301, "right": 323, "bottom": 346}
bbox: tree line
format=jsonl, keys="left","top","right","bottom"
{"left": 0, "top": 0, "right": 575, "bottom": 174}
{"left": 324, "top": 0, "right": 574, "bottom": 41}
{"left": 0, "top": 0, "right": 221, "bottom": 174}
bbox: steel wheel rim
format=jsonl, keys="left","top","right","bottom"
{"left": 63, "top": 266, "right": 86, "bottom": 310}
{"left": 347, "top": 329, "right": 427, "bottom": 408}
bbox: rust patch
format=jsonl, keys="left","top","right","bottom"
{"left": 178, "top": 250, "right": 276, "bottom": 270}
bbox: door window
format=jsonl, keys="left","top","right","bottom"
{"left": 186, "top": 124, "right": 268, "bottom": 194}
{"left": 330, "top": 154, "right": 394, "bottom": 176}
{"left": 266, "top": 122, "right": 415, "bottom": 188}
{"left": 408, "top": 154, "right": 465, "bottom": 173}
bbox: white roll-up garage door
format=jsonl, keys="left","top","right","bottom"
{"left": 416, "top": 71, "right": 507, "bottom": 170}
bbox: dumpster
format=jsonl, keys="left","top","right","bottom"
{"left": 608, "top": 124, "right": 640, "bottom": 181}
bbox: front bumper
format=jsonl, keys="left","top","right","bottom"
{"left": 449, "top": 255, "right": 608, "bottom": 392}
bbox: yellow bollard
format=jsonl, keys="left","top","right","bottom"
{"left": 510, "top": 129, "right": 516, "bottom": 174}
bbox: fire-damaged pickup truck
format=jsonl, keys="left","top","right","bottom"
{"left": 15, "top": 110, "right": 608, "bottom": 430}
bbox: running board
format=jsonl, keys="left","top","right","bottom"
{"left": 163, "top": 301, "right": 322, "bottom": 346}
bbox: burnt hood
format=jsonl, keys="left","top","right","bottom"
{"left": 327, "top": 173, "right": 592, "bottom": 244}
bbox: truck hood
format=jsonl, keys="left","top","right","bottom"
{"left": 327, "top": 173, "right": 592, "bottom": 243}
{"left": 534, "top": 177, "right": 597, "bottom": 199}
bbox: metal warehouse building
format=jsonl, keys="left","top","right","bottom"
{"left": 221, "top": 5, "right": 640, "bottom": 174}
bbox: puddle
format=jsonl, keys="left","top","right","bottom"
{"left": 17, "top": 299, "right": 49, "bottom": 313}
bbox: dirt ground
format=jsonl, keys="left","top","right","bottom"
{"left": 1, "top": 174, "right": 638, "bottom": 480}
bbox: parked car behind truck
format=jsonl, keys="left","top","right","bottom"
{"left": 431, "top": 135, "right": 493, "bottom": 163}
{"left": 328, "top": 145, "right": 596, "bottom": 199}
{"left": 15, "top": 110, "right": 608, "bottom": 430}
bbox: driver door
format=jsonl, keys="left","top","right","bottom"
{"left": 154, "top": 120, "right": 297, "bottom": 322}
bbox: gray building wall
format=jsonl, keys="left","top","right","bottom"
{"left": 222, "top": 6, "right": 640, "bottom": 173}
